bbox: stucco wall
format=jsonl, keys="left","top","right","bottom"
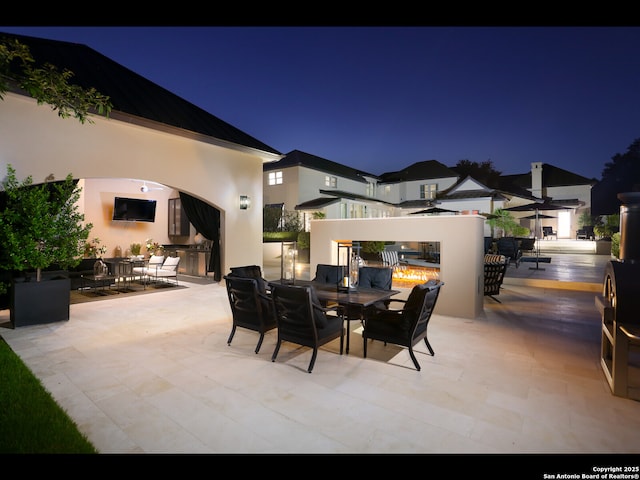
{"left": 310, "top": 215, "right": 485, "bottom": 319}
{"left": 0, "top": 93, "right": 273, "bottom": 276}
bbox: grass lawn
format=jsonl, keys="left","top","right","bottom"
{"left": 0, "top": 338, "right": 97, "bottom": 453}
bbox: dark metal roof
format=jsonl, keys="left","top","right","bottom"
{"left": 318, "top": 189, "right": 395, "bottom": 205}
{"left": 264, "top": 150, "right": 374, "bottom": 183}
{"left": 295, "top": 188, "right": 397, "bottom": 210}
{"left": 294, "top": 197, "right": 341, "bottom": 210}
{"left": 396, "top": 199, "right": 439, "bottom": 209}
{"left": 2, "top": 32, "right": 280, "bottom": 156}
{"left": 504, "top": 163, "right": 596, "bottom": 189}
{"left": 439, "top": 189, "right": 511, "bottom": 202}
{"left": 378, "top": 160, "right": 458, "bottom": 183}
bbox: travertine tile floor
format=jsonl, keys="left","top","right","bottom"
{"left": 1, "top": 250, "right": 639, "bottom": 457}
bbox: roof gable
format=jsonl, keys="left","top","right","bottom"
{"left": 264, "top": 150, "right": 374, "bottom": 183}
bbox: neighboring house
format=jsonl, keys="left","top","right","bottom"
{"left": 264, "top": 151, "right": 596, "bottom": 239}
{"left": 264, "top": 150, "right": 397, "bottom": 231}
{"left": 1, "top": 32, "right": 283, "bottom": 280}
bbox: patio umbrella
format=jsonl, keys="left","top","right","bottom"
{"left": 410, "top": 207, "right": 459, "bottom": 215}
{"left": 520, "top": 213, "right": 556, "bottom": 220}
{"left": 504, "top": 201, "right": 567, "bottom": 270}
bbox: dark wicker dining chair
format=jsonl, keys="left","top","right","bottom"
{"left": 363, "top": 280, "right": 444, "bottom": 371}
{"left": 223, "top": 275, "right": 277, "bottom": 354}
{"left": 270, "top": 283, "right": 344, "bottom": 373}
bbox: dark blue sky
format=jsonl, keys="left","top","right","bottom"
{"left": 2, "top": 26, "right": 640, "bottom": 180}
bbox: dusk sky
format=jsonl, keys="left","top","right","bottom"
{"left": 2, "top": 26, "right": 640, "bottom": 180}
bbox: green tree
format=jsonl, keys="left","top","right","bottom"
{"left": 487, "top": 208, "right": 529, "bottom": 237}
{"left": 593, "top": 137, "right": 640, "bottom": 215}
{"left": 578, "top": 211, "right": 597, "bottom": 228}
{"left": 454, "top": 159, "right": 502, "bottom": 188}
{"left": 1, "top": 36, "right": 112, "bottom": 123}
{"left": 0, "top": 37, "right": 111, "bottom": 294}
{"left": 0, "top": 165, "right": 91, "bottom": 291}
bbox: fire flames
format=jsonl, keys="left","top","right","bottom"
{"left": 392, "top": 265, "right": 440, "bottom": 288}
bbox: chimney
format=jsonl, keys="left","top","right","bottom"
{"left": 531, "top": 162, "right": 543, "bottom": 199}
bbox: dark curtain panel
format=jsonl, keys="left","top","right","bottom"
{"left": 179, "top": 192, "right": 221, "bottom": 281}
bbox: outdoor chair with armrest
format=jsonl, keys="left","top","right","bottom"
{"left": 223, "top": 275, "right": 277, "bottom": 354}
{"left": 363, "top": 280, "right": 444, "bottom": 371}
{"left": 132, "top": 255, "right": 180, "bottom": 287}
{"left": 518, "top": 237, "right": 536, "bottom": 256}
{"left": 542, "top": 226, "right": 557, "bottom": 239}
{"left": 270, "top": 283, "right": 344, "bottom": 373}
{"left": 131, "top": 254, "right": 165, "bottom": 285}
{"left": 496, "top": 237, "right": 522, "bottom": 268}
{"left": 227, "top": 265, "right": 269, "bottom": 292}
{"left": 483, "top": 254, "right": 508, "bottom": 303}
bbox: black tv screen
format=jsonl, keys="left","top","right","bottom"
{"left": 112, "top": 197, "right": 157, "bottom": 222}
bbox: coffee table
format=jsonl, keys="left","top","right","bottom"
{"left": 80, "top": 274, "right": 117, "bottom": 295}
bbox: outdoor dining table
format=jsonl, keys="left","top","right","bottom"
{"left": 269, "top": 279, "right": 400, "bottom": 354}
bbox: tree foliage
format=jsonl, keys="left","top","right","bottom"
{"left": 601, "top": 138, "right": 640, "bottom": 188}
{"left": 486, "top": 208, "right": 529, "bottom": 237}
{"left": 0, "top": 36, "right": 112, "bottom": 123}
{"left": 0, "top": 165, "right": 91, "bottom": 290}
{"left": 592, "top": 137, "right": 640, "bottom": 215}
{"left": 454, "top": 159, "right": 502, "bottom": 188}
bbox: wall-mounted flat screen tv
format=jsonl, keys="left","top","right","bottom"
{"left": 112, "top": 197, "right": 157, "bottom": 222}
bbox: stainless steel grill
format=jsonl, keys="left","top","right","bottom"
{"left": 597, "top": 192, "right": 640, "bottom": 400}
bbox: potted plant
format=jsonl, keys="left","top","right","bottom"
{"left": 0, "top": 165, "right": 92, "bottom": 327}
{"left": 83, "top": 237, "right": 107, "bottom": 258}
{"left": 360, "top": 241, "right": 386, "bottom": 263}
{"left": 130, "top": 243, "right": 142, "bottom": 257}
{"left": 594, "top": 213, "right": 620, "bottom": 255}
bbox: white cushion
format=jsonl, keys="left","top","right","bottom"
{"left": 158, "top": 256, "right": 179, "bottom": 272}
{"left": 154, "top": 268, "right": 178, "bottom": 277}
{"left": 149, "top": 255, "right": 164, "bottom": 265}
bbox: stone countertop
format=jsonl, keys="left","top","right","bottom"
{"left": 164, "top": 245, "right": 210, "bottom": 252}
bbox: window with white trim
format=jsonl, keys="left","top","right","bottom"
{"left": 325, "top": 175, "right": 337, "bottom": 188}
{"left": 366, "top": 181, "right": 375, "bottom": 197}
{"left": 268, "top": 171, "right": 283, "bottom": 185}
{"left": 420, "top": 183, "right": 437, "bottom": 200}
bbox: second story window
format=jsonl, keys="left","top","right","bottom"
{"left": 420, "top": 183, "right": 437, "bottom": 200}
{"left": 366, "top": 181, "right": 375, "bottom": 197}
{"left": 268, "top": 171, "right": 283, "bottom": 185}
{"left": 325, "top": 175, "right": 337, "bottom": 188}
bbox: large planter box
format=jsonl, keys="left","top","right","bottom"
{"left": 10, "top": 272, "right": 71, "bottom": 328}
{"left": 596, "top": 240, "right": 612, "bottom": 256}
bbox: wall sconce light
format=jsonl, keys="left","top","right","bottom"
{"left": 239, "top": 195, "right": 250, "bottom": 210}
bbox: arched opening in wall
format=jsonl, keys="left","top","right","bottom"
{"left": 77, "top": 178, "right": 222, "bottom": 282}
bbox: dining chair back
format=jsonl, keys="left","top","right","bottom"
{"left": 312, "top": 264, "right": 346, "bottom": 285}
{"left": 228, "top": 265, "right": 268, "bottom": 293}
{"left": 496, "top": 237, "right": 522, "bottom": 267}
{"left": 270, "top": 283, "right": 344, "bottom": 373}
{"left": 484, "top": 254, "right": 507, "bottom": 303}
{"left": 363, "top": 280, "right": 444, "bottom": 371}
{"left": 344, "top": 266, "right": 394, "bottom": 321}
{"left": 223, "top": 275, "right": 277, "bottom": 354}
{"left": 518, "top": 237, "right": 536, "bottom": 255}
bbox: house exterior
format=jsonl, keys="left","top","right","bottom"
{"left": 264, "top": 150, "right": 596, "bottom": 239}
{"left": 1, "top": 32, "right": 283, "bottom": 280}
